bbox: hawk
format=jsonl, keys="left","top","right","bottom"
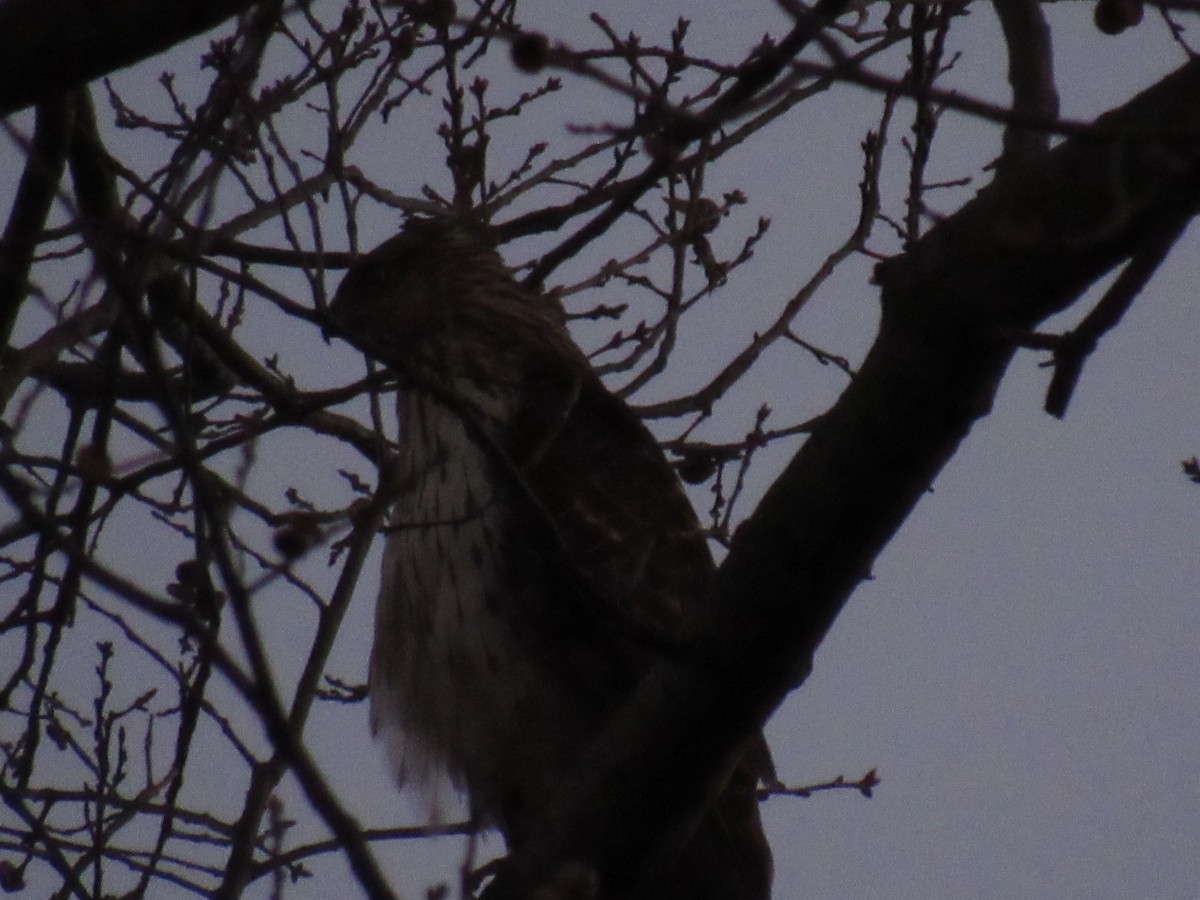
{"left": 329, "top": 216, "right": 772, "bottom": 899}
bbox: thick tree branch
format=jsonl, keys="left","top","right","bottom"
{"left": 0, "top": 0, "right": 259, "bottom": 118}
{"left": 0, "top": 97, "right": 74, "bottom": 345}
{"left": 1041, "top": 209, "right": 1190, "bottom": 417}
{"left": 487, "top": 58, "right": 1200, "bottom": 900}
{"left": 994, "top": 0, "right": 1059, "bottom": 172}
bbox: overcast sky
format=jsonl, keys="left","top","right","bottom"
{"left": 2, "top": 2, "right": 1198, "bottom": 899}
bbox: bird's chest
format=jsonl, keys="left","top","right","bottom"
{"left": 385, "top": 389, "right": 509, "bottom": 646}
{"left": 369, "top": 387, "right": 582, "bottom": 820}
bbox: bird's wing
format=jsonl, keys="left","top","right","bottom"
{"left": 493, "top": 367, "right": 717, "bottom": 665}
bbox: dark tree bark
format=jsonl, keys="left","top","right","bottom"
{"left": 487, "top": 57, "right": 1200, "bottom": 899}
{"left": 0, "top": 0, "right": 258, "bottom": 117}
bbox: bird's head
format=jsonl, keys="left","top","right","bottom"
{"left": 327, "top": 214, "right": 580, "bottom": 376}
{"left": 328, "top": 216, "right": 493, "bottom": 344}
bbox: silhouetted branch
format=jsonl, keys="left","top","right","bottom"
{"left": 485, "top": 57, "right": 1200, "bottom": 900}
{"left": 0, "top": 0, "right": 260, "bottom": 117}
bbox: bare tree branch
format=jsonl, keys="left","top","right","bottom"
{"left": 486, "top": 57, "right": 1200, "bottom": 900}
{"left": 5, "top": 4, "right": 1199, "bottom": 897}
{"left": 0, "top": 0, "right": 262, "bottom": 118}
{"left": 0, "top": 97, "right": 74, "bottom": 344}
{"left": 994, "top": 0, "right": 1060, "bottom": 172}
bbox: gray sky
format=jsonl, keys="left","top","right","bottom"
{"left": 2, "top": 2, "right": 1197, "bottom": 898}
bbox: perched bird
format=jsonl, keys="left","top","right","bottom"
{"left": 328, "top": 215, "right": 772, "bottom": 899}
